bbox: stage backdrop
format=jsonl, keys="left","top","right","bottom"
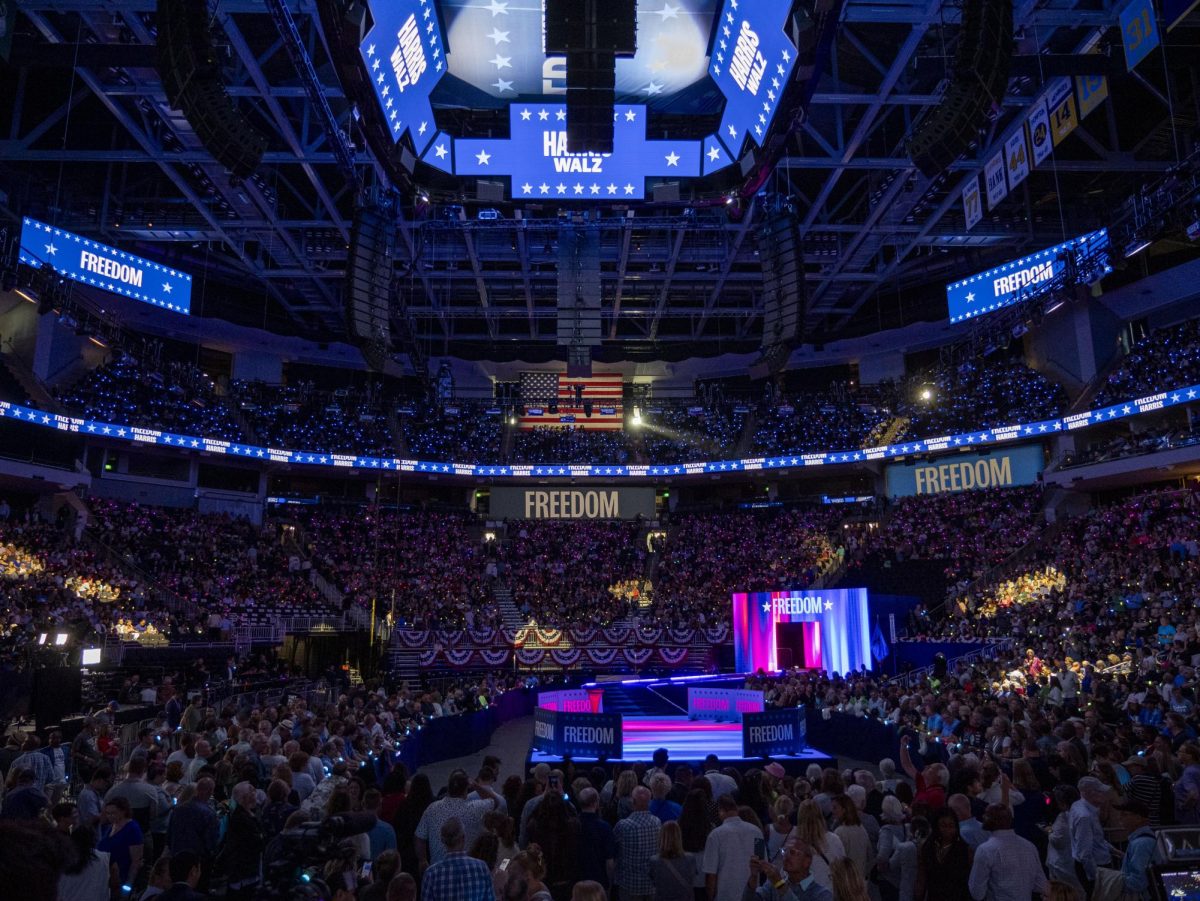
{"left": 733, "top": 588, "right": 872, "bottom": 676}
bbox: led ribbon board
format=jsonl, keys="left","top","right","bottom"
{"left": 946, "top": 229, "right": 1111, "bottom": 324}
{"left": 3, "top": 382, "right": 1196, "bottom": 477}
{"left": 360, "top": 0, "right": 447, "bottom": 154}
{"left": 709, "top": 0, "right": 798, "bottom": 152}
{"left": 18, "top": 218, "right": 192, "bottom": 314}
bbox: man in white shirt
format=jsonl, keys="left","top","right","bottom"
{"left": 703, "top": 794, "right": 762, "bottom": 901}
{"left": 1069, "top": 776, "right": 1112, "bottom": 892}
{"left": 968, "top": 804, "right": 1048, "bottom": 901}
{"left": 415, "top": 770, "right": 499, "bottom": 868}
{"left": 702, "top": 754, "right": 739, "bottom": 800}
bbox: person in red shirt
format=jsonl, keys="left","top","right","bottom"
{"left": 899, "top": 735, "right": 948, "bottom": 812}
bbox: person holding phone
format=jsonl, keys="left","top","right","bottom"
{"left": 746, "top": 840, "right": 832, "bottom": 901}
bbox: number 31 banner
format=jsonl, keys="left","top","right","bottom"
{"left": 1120, "top": 0, "right": 1160, "bottom": 70}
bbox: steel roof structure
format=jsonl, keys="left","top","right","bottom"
{"left": 0, "top": 0, "right": 1195, "bottom": 362}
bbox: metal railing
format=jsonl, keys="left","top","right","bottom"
{"left": 886, "top": 638, "right": 1017, "bottom": 689}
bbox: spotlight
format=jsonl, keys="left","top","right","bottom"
{"left": 37, "top": 633, "right": 48, "bottom": 645}
{"left": 55, "top": 633, "right": 69, "bottom": 646}
{"left": 920, "top": 388, "right": 932, "bottom": 401}
{"left": 81, "top": 647, "right": 102, "bottom": 666}
{"left": 631, "top": 406, "right": 643, "bottom": 427}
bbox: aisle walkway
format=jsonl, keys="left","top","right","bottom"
{"left": 419, "top": 715, "right": 535, "bottom": 787}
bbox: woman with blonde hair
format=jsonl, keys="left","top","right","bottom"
{"left": 611, "top": 770, "right": 638, "bottom": 821}
{"left": 831, "top": 856, "right": 871, "bottom": 901}
{"left": 766, "top": 796, "right": 796, "bottom": 859}
{"left": 649, "top": 821, "right": 696, "bottom": 901}
{"left": 796, "top": 798, "right": 846, "bottom": 890}
{"left": 831, "top": 794, "right": 872, "bottom": 880}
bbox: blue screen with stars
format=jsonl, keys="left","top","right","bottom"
{"left": 945, "top": 229, "right": 1111, "bottom": 325}
{"left": 18, "top": 217, "right": 192, "bottom": 314}
{"left": 359, "top": 0, "right": 800, "bottom": 198}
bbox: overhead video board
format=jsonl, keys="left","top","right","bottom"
{"left": 18, "top": 218, "right": 192, "bottom": 314}
{"left": 945, "top": 229, "right": 1111, "bottom": 324}
{"left": 357, "top": 0, "right": 801, "bottom": 199}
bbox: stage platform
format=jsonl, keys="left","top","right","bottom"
{"left": 527, "top": 712, "right": 837, "bottom": 772}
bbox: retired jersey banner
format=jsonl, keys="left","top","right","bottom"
{"left": 490, "top": 486, "right": 656, "bottom": 520}
{"left": 962, "top": 178, "right": 983, "bottom": 231}
{"left": 1120, "top": 0, "right": 1160, "bottom": 69}
{"left": 1028, "top": 100, "right": 1053, "bottom": 166}
{"left": 1004, "top": 129, "right": 1031, "bottom": 190}
{"left": 1047, "top": 79, "right": 1078, "bottom": 146}
{"left": 984, "top": 152, "right": 1008, "bottom": 209}
{"left": 1076, "top": 74, "right": 1109, "bottom": 119}
{"left": 886, "top": 443, "right": 1044, "bottom": 497}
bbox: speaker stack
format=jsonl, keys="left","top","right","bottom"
{"left": 757, "top": 195, "right": 806, "bottom": 350}
{"left": 156, "top": 0, "right": 267, "bottom": 178}
{"left": 545, "top": 0, "right": 637, "bottom": 154}
{"left": 344, "top": 201, "right": 396, "bottom": 371}
{"left": 904, "top": 0, "right": 1014, "bottom": 178}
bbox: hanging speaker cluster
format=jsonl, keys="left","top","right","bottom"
{"left": 156, "top": 0, "right": 267, "bottom": 178}
{"left": 545, "top": 0, "right": 637, "bottom": 154}
{"left": 905, "top": 0, "right": 1014, "bottom": 178}
{"left": 344, "top": 200, "right": 396, "bottom": 371}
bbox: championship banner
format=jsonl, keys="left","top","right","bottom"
{"left": 742, "top": 707, "right": 807, "bottom": 758}
{"left": 984, "top": 152, "right": 1008, "bottom": 209}
{"left": 532, "top": 708, "right": 622, "bottom": 759}
{"left": 1028, "top": 100, "right": 1053, "bottom": 166}
{"left": 962, "top": 178, "right": 983, "bottom": 231}
{"left": 687, "top": 687, "right": 765, "bottom": 723}
{"left": 489, "top": 486, "right": 656, "bottom": 520}
{"left": 1004, "top": 129, "right": 1031, "bottom": 190}
{"left": 885, "top": 443, "right": 1044, "bottom": 497}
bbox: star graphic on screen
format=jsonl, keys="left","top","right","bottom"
{"left": 772, "top": 77, "right": 780, "bottom": 89}
{"left": 590, "top": 183, "right": 600, "bottom": 194}
{"left": 624, "top": 109, "right": 637, "bottom": 122}
{"left": 607, "top": 183, "right": 618, "bottom": 194}
{"left": 162, "top": 282, "right": 172, "bottom": 294}
{"left": 825, "top": 600, "right": 833, "bottom": 611}
{"left": 521, "top": 183, "right": 532, "bottom": 194}
{"left": 475, "top": 149, "right": 491, "bottom": 165}
{"left": 45, "top": 243, "right": 57, "bottom": 256}
{"left": 723, "top": 25, "right": 730, "bottom": 37}
{"left": 643, "top": 81, "right": 663, "bottom": 95}
{"left": 727, "top": 124, "right": 737, "bottom": 139}
{"left": 556, "top": 109, "right": 567, "bottom": 121}
{"left": 731, "top": 0, "right": 738, "bottom": 7}
{"left": 762, "top": 602, "right": 771, "bottom": 613}
{"left": 726, "top": 11, "right": 734, "bottom": 23}
{"left": 707, "top": 146, "right": 721, "bottom": 162}
{"left": 538, "top": 109, "right": 549, "bottom": 121}
{"left": 366, "top": 44, "right": 376, "bottom": 56}
{"left": 767, "top": 90, "right": 776, "bottom": 102}
{"left": 755, "top": 125, "right": 762, "bottom": 135}
{"left": 656, "top": 2, "right": 679, "bottom": 19}
{"left": 782, "top": 48, "right": 791, "bottom": 62}
{"left": 493, "top": 78, "right": 514, "bottom": 93}
{"left": 777, "top": 62, "right": 786, "bottom": 75}
{"left": 490, "top": 54, "right": 511, "bottom": 69}
{"left": 418, "top": 121, "right": 428, "bottom": 135}
{"left": 486, "top": 0, "right": 508, "bottom": 15}
{"left": 713, "top": 64, "right": 721, "bottom": 75}
{"left": 520, "top": 108, "right": 532, "bottom": 121}
{"left": 434, "top": 143, "right": 448, "bottom": 159}
{"left": 572, "top": 183, "right": 583, "bottom": 194}
{"left": 623, "top": 183, "right": 635, "bottom": 194}
{"left": 965, "top": 292, "right": 975, "bottom": 302}
{"left": 488, "top": 27, "right": 509, "bottom": 44}
{"left": 665, "top": 151, "right": 679, "bottom": 167}
{"left": 376, "top": 72, "right": 384, "bottom": 84}
{"left": 372, "top": 58, "right": 381, "bottom": 71}
{"left": 556, "top": 183, "right": 567, "bottom": 194}
{"left": 539, "top": 183, "right": 550, "bottom": 194}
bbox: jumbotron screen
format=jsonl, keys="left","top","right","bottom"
{"left": 358, "top": 0, "right": 799, "bottom": 198}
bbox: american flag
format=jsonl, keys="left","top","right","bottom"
{"left": 518, "top": 372, "right": 625, "bottom": 431}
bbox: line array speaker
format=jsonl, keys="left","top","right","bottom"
{"left": 905, "top": 0, "right": 1014, "bottom": 178}
{"left": 157, "top": 0, "right": 267, "bottom": 178}
{"left": 345, "top": 203, "right": 395, "bottom": 365}
{"left": 757, "top": 195, "right": 806, "bottom": 349}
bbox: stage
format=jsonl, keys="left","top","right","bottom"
{"left": 527, "top": 675, "right": 837, "bottom": 772}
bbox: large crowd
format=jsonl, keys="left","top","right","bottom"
{"left": 1095, "top": 317, "right": 1200, "bottom": 407}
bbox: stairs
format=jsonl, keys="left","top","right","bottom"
{"left": 492, "top": 584, "right": 525, "bottom": 628}
{"left": 870, "top": 415, "right": 910, "bottom": 448}
{"left": 733, "top": 410, "right": 757, "bottom": 457}
{"left": 387, "top": 641, "right": 422, "bottom": 685}
{"left": 601, "top": 683, "right": 687, "bottom": 717}
{"left": 1, "top": 352, "right": 66, "bottom": 412}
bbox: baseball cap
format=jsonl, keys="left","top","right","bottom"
{"left": 1077, "top": 776, "right": 1113, "bottom": 794}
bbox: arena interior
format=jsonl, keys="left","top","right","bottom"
{"left": 1, "top": 0, "right": 1200, "bottom": 899}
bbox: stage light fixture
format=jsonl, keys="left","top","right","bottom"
{"left": 631, "top": 407, "right": 643, "bottom": 427}
{"left": 81, "top": 647, "right": 102, "bottom": 666}
{"left": 37, "top": 633, "right": 48, "bottom": 645}
{"left": 55, "top": 633, "right": 69, "bottom": 646}
{"left": 1124, "top": 237, "right": 1153, "bottom": 258}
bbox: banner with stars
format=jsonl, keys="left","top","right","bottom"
{"left": 18, "top": 217, "right": 191, "bottom": 314}
{"left": 454, "top": 103, "right": 701, "bottom": 199}
{"left": 709, "top": 0, "right": 798, "bottom": 154}
{"left": 945, "top": 229, "right": 1110, "bottom": 324}
{"left": 360, "top": 0, "right": 447, "bottom": 155}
